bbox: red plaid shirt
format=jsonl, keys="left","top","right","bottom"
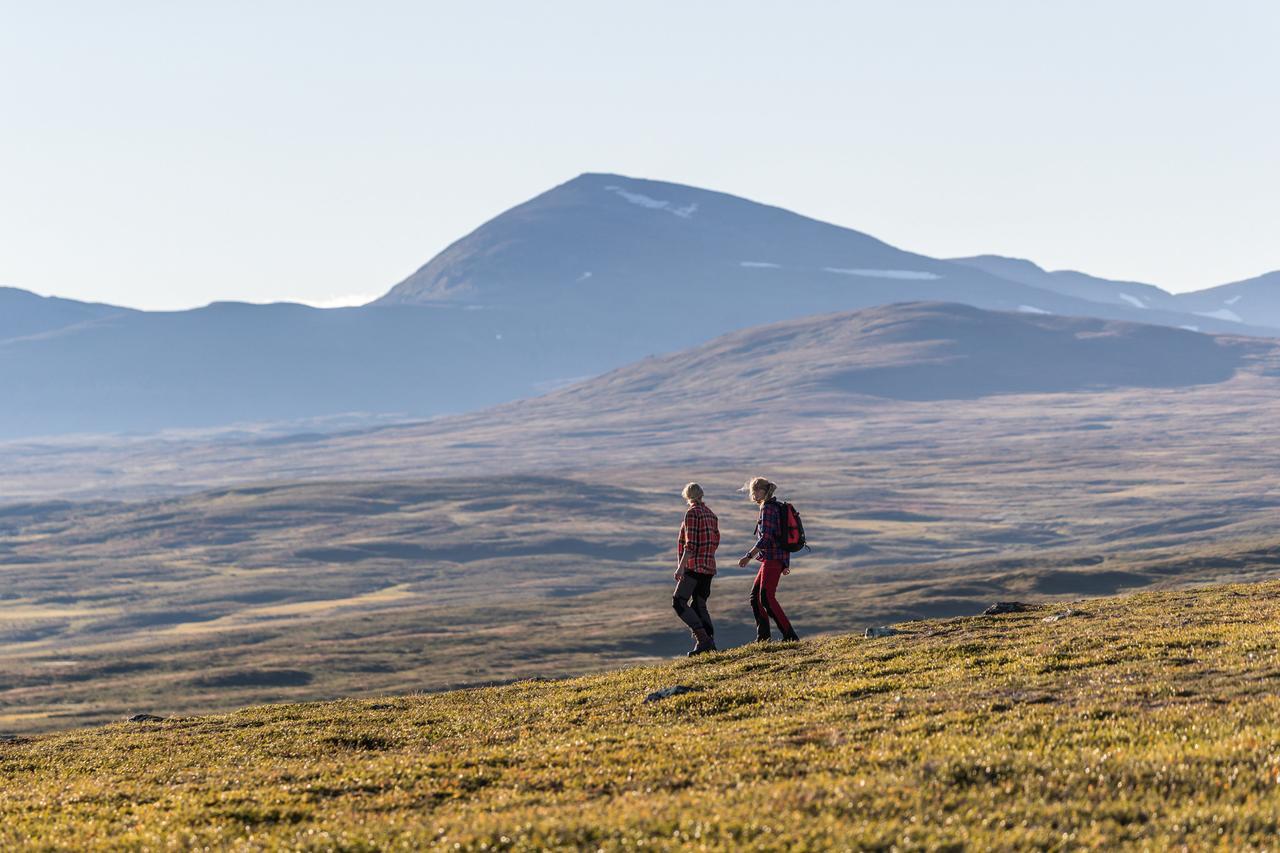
{"left": 678, "top": 502, "right": 720, "bottom": 575}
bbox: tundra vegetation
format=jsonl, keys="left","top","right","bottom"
{"left": 4, "top": 581, "right": 1280, "bottom": 848}
{"left": 5, "top": 305, "right": 1280, "bottom": 731}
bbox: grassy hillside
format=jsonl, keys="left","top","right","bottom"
{"left": 6, "top": 580, "right": 1280, "bottom": 849}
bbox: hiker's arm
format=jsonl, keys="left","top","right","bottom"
{"left": 740, "top": 507, "right": 773, "bottom": 567}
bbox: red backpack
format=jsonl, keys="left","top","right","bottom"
{"left": 767, "top": 499, "right": 808, "bottom": 553}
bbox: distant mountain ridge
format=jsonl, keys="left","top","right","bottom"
{"left": 371, "top": 174, "right": 1269, "bottom": 340}
{"left": 950, "top": 255, "right": 1280, "bottom": 330}
{"left": 2, "top": 172, "right": 1277, "bottom": 439}
{"left": 0, "top": 287, "right": 134, "bottom": 342}
{"left": 1174, "top": 270, "right": 1280, "bottom": 328}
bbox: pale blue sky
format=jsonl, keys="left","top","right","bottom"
{"left": 2, "top": 1, "right": 1277, "bottom": 310}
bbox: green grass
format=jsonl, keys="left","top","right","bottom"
{"left": 7, "top": 580, "right": 1280, "bottom": 849}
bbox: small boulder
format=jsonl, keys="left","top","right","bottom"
{"left": 1042, "top": 608, "right": 1089, "bottom": 623}
{"left": 644, "top": 685, "right": 695, "bottom": 703}
{"left": 126, "top": 713, "right": 165, "bottom": 723}
{"left": 983, "top": 601, "right": 1030, "bottom": 616}
{"left": 864, "top": 626, "right": 901, "bottom": 638}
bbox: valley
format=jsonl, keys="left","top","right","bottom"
{"left": 4, "top": 305, "right": 1280, "bottom": 733}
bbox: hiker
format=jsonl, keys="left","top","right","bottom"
{"left": 738, "top": 476, "right": 800, "bottom": 642}
{"left": 674, "top": 482, "right": 720, "bottom": 656}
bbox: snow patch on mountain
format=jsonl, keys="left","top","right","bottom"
{"left": 822, "top": 268, "right": 942, "bottom": 280}
{"left": 1196, "top": 308, "right": 1244, "bottom": 323}
{"left": 289, "top": 292, "right": 382, "bottom": 308}
{"left": 1119, "top": 293, "right": 1146, "bottom": 309}
{"left": 604, "top": 186, "right": 697, "bottom": 218}
{"left": 740, "top": 261, "right": 781, "bottom": 268}
{"left": 1017, "top": 305, "right": 1052, "bottom": 315}
{"left": 1226, "top": 295, "right": 1243, "bottom": 306}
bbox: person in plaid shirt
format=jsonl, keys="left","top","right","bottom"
{"left": 737, "top": 476, "right": 800, "bottom": 642}
{"left": 674, "top": 482, "right": 720, "bottom": 656}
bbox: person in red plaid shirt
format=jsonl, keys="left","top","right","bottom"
{"left": 738, "top": 476, "right": 800, "bottom": 642}
{"left": 674, "top": 482, "right": 720, "bottom": 656}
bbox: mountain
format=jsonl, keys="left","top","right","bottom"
{"left": 1175, "top": 270, "right": 1280, "bottom": 328}
{"left": 543, "top": 301, "right": 1247, "bottom": 404}
{"left": 0, "top": 287, "right": 134, "bottom": 342}
{"left": 0, "top": 300, "right": 603, "bottom": 438}
{"left": 4, "top": 173, "right": 1273, "bottom": 440}
{"left": 11, "top": 301, "right": 1277, "bottom": 503}
{"left": 374, "top": 173, "right": 1259, "bottom": 342}
{"left": 948, "top": 255, "right": 1183, "bottom": 313}
{"left": 950, "top": 255, "right": 1280, "bottom": 332}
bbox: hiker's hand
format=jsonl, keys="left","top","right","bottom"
{"left": 738, "top": 555, "right": 752, "bottom": 568}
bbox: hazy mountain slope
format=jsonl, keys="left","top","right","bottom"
{"left": 951, "top": 255, "right": 1280, "bottom": 332}
{"left": 1175, "top": 270, "right": 1280, "bottom": 328}
{"left": 0, "top": 287, "right": 134, "bottom": 342}
{"left": 375, "top": 173, "right": 1258, "bottom": 337}
{"left": 547, "top": 301, "right": 1246, "bottom": 404}
{"left": 3, "top": 175, "right": 1272, "bottom": 439}
{"left": 6, "top": 301, "right": 1278, "bottom": 501}
{"left": 949, "top": 254, "right": 1182, "bottom": 313}
{"left": 0, "top": 300, "right": 622, "bottom": 438}
{"left": 6, "top": 581, "right": 1280, "bottom": 849}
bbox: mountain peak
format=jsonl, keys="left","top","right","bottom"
{"left": 371, "top": 173, "right": 906, "bottom": 307}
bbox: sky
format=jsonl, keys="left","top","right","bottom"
{"left": 2, "top": 1, "right": 1277, "bottom": 311}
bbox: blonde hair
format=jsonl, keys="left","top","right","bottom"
{"left": 742, "top": 476, "right": 776, "bottom": 504}
{"left": 681, "top": 482, "right": 704, "bottom": 503}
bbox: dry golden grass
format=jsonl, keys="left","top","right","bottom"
{"left": 6, "top": 580, "right": 1280, "bottom": 849}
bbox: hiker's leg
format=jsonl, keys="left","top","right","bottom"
{"left": 672, "top": 574, "right": 703, "bottom": 632}
{"left": 690, "top": 573, "right": 714, "bottom": 638}
{"left": 749, "top": 568, "right": 770, "bottom": 640}
{"left": 759, "top": 560, "right": 796, "bottom": 638}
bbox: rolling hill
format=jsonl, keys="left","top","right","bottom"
{"left": 0, "top": 287, "right": 134, "bottom": 342}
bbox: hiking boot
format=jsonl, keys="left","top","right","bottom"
{"left": 688, "top": 628, "right": 715, "bottom": 656}
{"left": 781, "top": 631, "right": 800, "bottom": 643}
{"left": 753, "top": 634, "right": 772, "bottom": 643}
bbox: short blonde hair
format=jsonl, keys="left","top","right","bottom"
{"left": 681, "top": 482, "right": 704, "bottom": 503}
{"left": 742, "top": 476, "right": 776, "bottom": 504}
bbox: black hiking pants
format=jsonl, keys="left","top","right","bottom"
{"left": 672, "top": 571, "right": 714, "bottom": 636}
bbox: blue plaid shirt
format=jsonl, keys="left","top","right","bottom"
{"left": 753, "top": 500, "right": 790, "bottom": 568}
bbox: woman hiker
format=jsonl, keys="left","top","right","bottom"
{"left": 674, "top": 482, "right": 720, "bottom": 656}
{"left": 738, "top": 476, "right": 800, "bottom": 642}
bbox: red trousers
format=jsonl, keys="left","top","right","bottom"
{"left": 750, "top": 559, "right": 795, "bottom": 639}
